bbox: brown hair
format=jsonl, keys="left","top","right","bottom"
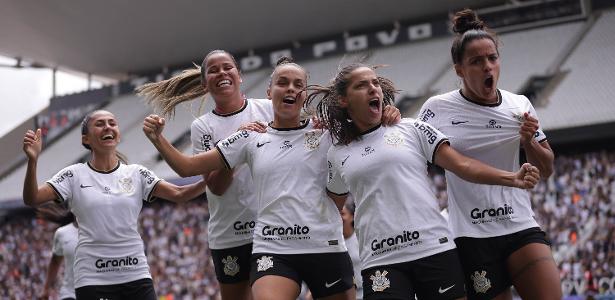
{"left": 450, "top": 8, "right": 498, "bottom": 65}
{"left": 36, "top": 202, "right": 75, "bottom": 226}
{"left": 307, "top": 63, "right": 397, "bottom": 145}
{"left": 80, "top": 110, "right": 128, "bottom": 164}
{"left": 135, "top": 50, "right": 240, "bottom": 118}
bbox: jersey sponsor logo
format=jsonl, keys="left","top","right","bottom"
{"left": 95, "top": 256, "right": 139, "bottom": 273}
{"left": 371, "top": 230, "right": 421, "bottom": 256}
{"left": 221, "top": 130, "right": 250, "bottom": 148}
{"left": 485, "top": 119, "right": 502, "bottom": 129}
{"left": 419, "top": 108, "right": 435, "bottom": 122}
{"left": 470, "top": 204, "right": 514, "bottom": 224}
{"left": 328, "top": 161, "right": 334, "bottom": 181}
{"left": 341, "top": 155, "right": 351, "bottom": 166}
{"left": 362, "top": 146, "right": 375, "bottom": 157}
{"left": 304, "top": 131, "right": 322, "bottom": 150}
{"left": 139, "top": 168, "right": 156, "bottom": 185}
{"left": 118, "top": 177, "right": 134, "bottom": 194}
{"left": 413, "top": 121, "right": 437, "bottom": 144}
{"left": 201, "top": 134, "right": 213, "bottom": 151}
{"left": 256, "top": 255, "right": 274, "bottom": 272}
{"left": 280, "top": 140, "right": 293, "bottom": 150}
{"left": 370, "top": 270, "right": 391, "bottom": 292}
{"left": 262, "top": 224, "right": 311, "bottom": 241}
{"left": 233, "top": 220, "right": 256, "bottom": 235}
{"left": 384, "top": 131, "right": 403, "bottom": 146}
{"left": 79, "top": 184, "right": 93, "bottom": 188}
{"left": 222, "top": 255, "right": 240, "bottom": 276}
{"left": 471, "top": 270, "right": 492, "bottom": 293}
{"left": 103, "top": 186, "right": 111, "bottom": 194}
{"left": 256, "top": 141, "right": 271, "bottom": 148}
{"left": 451, "top": 120, "right": 468, "bottom": 125}
{"left": 52, "top": 170, "right": 74, "bottom": 184}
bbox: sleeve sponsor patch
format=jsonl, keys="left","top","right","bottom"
{"left": 200, "top": 134, "right": 213, "bottom": 151}
{"left": 139, "top": 168, "right": 156, "bottom": 185}
{"left": 418, "top": 108, "right": 435, "bottom": 122}
{"left": 220, "top": 130, "right": 250, "bottom": 148}
{"left": 51, "top": 170, "right": 74, "bottom": 184}
{"left": 413, "top": 121, "right": 437, "bottom": 145}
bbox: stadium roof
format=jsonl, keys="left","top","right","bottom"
{"left": 0, "top": 0, "right": 505, "bottom": 78}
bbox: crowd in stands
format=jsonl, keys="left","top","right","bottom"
{"left": 1, "top": 150, "right": 614, "bottom": 298}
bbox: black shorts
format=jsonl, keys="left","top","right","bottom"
{"left": 454, "top": 227, "right": 551, "bottom": 300}
{"left": 210, "top": 243, "right": 253, "bottom": 284}
{"left": 361, "top": 249, "right": 465, "bottom": 300}
{"left": 250, "top": 252, "right": 354, "bottom": 298}
{"left": 75, "top": 278, "right": 156, "bottom": 300}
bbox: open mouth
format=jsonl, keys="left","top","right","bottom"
{"left": 102, "top": 134, "right": 114, "bottom": 140}
{"left": 484, "top": 76, "right": 494, "bottom": 89}
{"left": 368, "top": 98, "right": 380, "bottom": 112}
{"left": 282, "top": 96, "right": 296, "bottom": 104}
{"left": 216, "top": 79, "right": 232, "bottom": 87}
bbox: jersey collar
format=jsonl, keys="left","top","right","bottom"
{"left": 269, "top": 119, "right": 310, "bottom": 131}
{"left": 458, "top": 89, "right": 502, "bottom": 107}
{"left": 87, "top": 160, "right": 121, "bottom": 174}
{"left": 359, "top": 123, "right": 382, "bottom": 136}
{"left": 212, "top": 98, "right": 248, "bottom": 117}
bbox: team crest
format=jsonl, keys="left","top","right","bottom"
{"left": 256, "top": 255, "right": 274, "bottom": 272}
{"left": 471, "top": 270, "right": 492, "bottom": 293}
{"left": 222, "top": 255, "right": 239, "bottom": 276}
{"left": 370, "top": 270, "right": 390, "bottom": 292}
{"left": 118, "top": 177, "right": 134, "bottom": 194}
{"left": 304, "top": 131, "right": 322, "bottom": 150}
{"left": 384, "top": 131, "right": 403, "bottom": 146}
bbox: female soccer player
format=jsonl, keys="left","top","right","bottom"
{"left": 417, "top": 9, "right": 561, "bottom": 300}
{"left": 23, "top": 110, "right": 207, "bottom": 300}
{"left": 137, "top": 50, "right": 273, "bottom": 300}
{"left": 310, "top": 63, "right": 540, "bottom": 300}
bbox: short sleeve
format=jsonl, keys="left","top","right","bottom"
{"left": 136, "top": 166, "right": 162, "bottom": 203}
{"left": 417, "top": 97, "right": 443, "bottom": 130}
{"left": 326, "top": 148, "right": 349, "bottom": 195}
{"left": 411, "top": 120, "right": 449, "bottom": 163}
{"left": 215, "top": 130, "right": 253, "bottom": 169}
{"left": 46, "top": 166, "right": 76, "bottom": 204}
{"left": 527, "top": 101, "right": 547, "bottom": 143}
{"left": 191, "top": 119, "right": 215, "bottom": 155}
{"left": 51, "top": 229, "right": 63, "bottom": 256}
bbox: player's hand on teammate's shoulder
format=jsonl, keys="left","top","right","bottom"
{"left": 237, "top": 121, "right": 267, "bottom": 133}
{"left": 382, "top": 105, "right": 401, "bottom": 126}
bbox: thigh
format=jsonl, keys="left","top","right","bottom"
{"left": 411, "top": 249, "right": 466, "bottom": 300}
{"left": 299, "top": 252, "right": 354, "bottom": 299}
{"left": 219, "top": 281, "right": 252, "bottom": 300}
{"left": 455, "top": 237, "right": 511, "bottom": 300}
{"left": 250, "top": 253, "right": 301, "bottom": 288}
{"left": 507, "top": 243, "right": 562, "bottom": 300}
{"left": 211, "top": 243, "right": 253, "bottom": 283}
{"left": 252, "top": 275, "right": 301, "bottom": 300}
{"left": 361, "top": 263, "right": 413, "bottom": 300}
{"left": 120, "top": 278, "right": 157, "bottom": 300}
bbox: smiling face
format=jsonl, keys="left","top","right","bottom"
{"left": 339, "top": 67, "right": 384, "bottom": 132}
{"left": 455, "top": 38, "right": 500, "bottom": 103}
{"left": 267, "top": 64, "right": 307, "bottom": 128}
{"left": 203, "top": 52, "right": 243, "bottom": 101}
{"left": 81, "top": 110, "right": 120, "bottom": 152}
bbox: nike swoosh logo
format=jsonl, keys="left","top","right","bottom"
{"left": 438, "top": 284, "right": 455, "bottom": 293}
{"left": 256, "top": 141, "right": 271, "bottom": 148}
{"left": 325, "top": 278, "right": 341, "bottom": 288}
{"left": 341, "top": 155, "right": 350, "bottom": 166}
{"left": 80, "top": 184, "right": 93, "bottom": 188}
{"left": 451, "top": 121, "right": 468, "bottom": 125}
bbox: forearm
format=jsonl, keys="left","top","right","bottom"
{"left": 151, "top": 135, "right": 201, "bottom": 177}
{"left": 456, "top": 158, "right": 517, "bottom": 187}
{"left": 23, "top": 159, "right": 40, "bottom": 206}
{"left": 43, "top": 256, "right": 61, "bottom": 294}
{"left": 206, "top": 168, "right": 234, "bottom": 196}
{"left": 523, "top": 140, "right": 554, "bottom": 178}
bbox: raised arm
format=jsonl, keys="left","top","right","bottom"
{"left": 151, "top": 180, "right": 208, "bottom": 203}
{"left": 434, "top": 143, "right": 539, "bottom": 189}
{"left": 143, "top": 115, "right": 226, "bottom": 177}
{"left": 22, "top": 129, "right": 58, "bottom": 206}
{"left": 520, "top": 112, "right": 554, "bottom": 178}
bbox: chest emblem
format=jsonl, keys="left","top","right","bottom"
{"left": 119, "top": 177, "right": 135, "bottom": 194}
{"left": 471, "top": 270, "right": 492, "bottom": 293}
{"left": 304, "top": 131, "right": 322, "bottom": 150}
{"left": 222, "top": 255, "right": 240, "bottom": 276}
{"left": 384, "top": 131, "right": 403, "bottom": 146}
{"left": 256, "top": 255, "right": 274, "bottom": 272}
{"left": 370, "top": 270, "right": 391, "bottom": 292}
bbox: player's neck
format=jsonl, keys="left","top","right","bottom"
{"left": 213, "top": 94, "right": 245, "bottom": 115}
{"left": 89, "top": 153, "right": 120, "bottom": 172}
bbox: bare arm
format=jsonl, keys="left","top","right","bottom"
{"left": 520, "top": 113, "right": 554, "bottom": 178}
{"left": 41, "top": 254, "right": 63, "bottom": 300}
{"left": 143, "top": 115, "right": 226, "bottom": 177}
{"left": 151, "top": 180, "right": 208, "bottom": 203}
{"left": 205, "top": 169, "right": 234, "bottom": 196}
{"left": 327, "top": 191, "right": 348, "bottom": 212}
{"left": 23, "top": 129, "right": 58, "bottom": 207}
{"left": 434, "top": 143, "right": 539, "bottom": 189}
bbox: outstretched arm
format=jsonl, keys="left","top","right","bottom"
{"left": 434, "top": 143, "right": 539, "bottom": 189}
{"left": 143, "top": 115, "right": 226, "bottom": 177}
{"left": 22, "top": 129, "right": 57, "bottom": 206}
{"left": 151, "top": 180, "right": 208, "bottom": 203}
{"left": 520, "top": 113, "right": 554, "bottom": 178}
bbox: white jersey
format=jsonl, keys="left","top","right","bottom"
{"left": 51, "top": 223, "right": 78, "bottom": 299}
{"left": 217, "top": 120, "right": 346, "bottom": 254}
{"left": 327, "top": 119, "right": 455, "bottom": 269}
{"left": 191, "top": 98, "right": 273, "bottom": 249}
{"left": 345, "top": 233, "right": 363, "bottom": 300}
{"left": 47, "top": 162, "right": 161, "bottom": 288}
{"left": 418, "top": 89, "right": 546, "bottom": 238}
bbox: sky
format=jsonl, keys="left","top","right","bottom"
{"left": 0, "top": 55, "right": 102, "bottom": 138}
